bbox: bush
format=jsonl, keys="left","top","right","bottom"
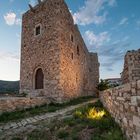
{"left": 57, "top": 130, "right": 69, "bottom": 138}
{"left": 97, "top": 79, "right": 110, "bottom": 91}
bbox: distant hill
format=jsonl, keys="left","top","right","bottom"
{"left": 0, "top": 80, "right": 19, "bottom": 94}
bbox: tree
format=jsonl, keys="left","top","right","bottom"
{"left": 97, "top": 79, "right": 110, "bottom": 91}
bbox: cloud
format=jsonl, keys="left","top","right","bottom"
{"left": 99, "top": 40, "right": 130, "bottom": 71}
{"left": 29, "top": 0, "right": 44, "bottom": 6}
{"left": 101, "top": 62, "right": 114, "bottom": 71}
{"left": 99, "top": 40, "right": 130, "bottom": 58}
{"left": 84, "top": 31, "right": 130, "bottom": 71}
{"left": 73, "top": 0, "right": 116, "bottom": 25}
{"left": 0, "top": 51, "right": 20, "bottom": 81}
{"left": 108, "top": 0, "right": 117, "bottom": 6}
{"left": 29, "top": 0, "right": 37, "bottom": 6}
{"left": 4, "top": 12, "right": 16, "bottom": 25}
{"left": 9, "top": 0, "right": 14, "bottom": 2}
{"left": 15, "top": 18, "right": 22, "bottom": 25}
{"left": 84, "top": 30, "right": 110, "bottom": 48}
{"left": 137, "top": 20, "right": 140, "bottom": 28}
{"left": 0, "top": 51, "right": 19, "bottom": 61}
{"left": 119, "top": 17, "right": 128, "bottom": 25}
{"left": 4, "top": 12, "right": 21, "bottom": 26}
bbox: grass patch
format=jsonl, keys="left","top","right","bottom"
{"left": 27, "top": 129, "right": 52, "bottom": 140}
{"left": 0, "top": 96, "right": 95, "bottom": 123}
{"left": 57, "top": 130, "right": 69, "bottom": 138}
{"left": 6, "top": 101, "right": 126, "bottom": 140}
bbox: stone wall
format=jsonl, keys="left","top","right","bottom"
{"left": 121, "top": 49, "right": 140, "bottom": 84}
{"left": 100, "top": 80, "right": 140, "bottom": 140}
{"left": 0, "top": 97, "right": 50, "bottom": 114}
{"left": 20, "top": 0, "right": 99, "bottom": 102}
{"left": 20, "top": 0, "right": 62, "bottom": 100}
{"left": 58, "top": 4, "right": 100, "bottom": 100}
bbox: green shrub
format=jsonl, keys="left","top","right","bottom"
{"left": 97, "top": 79, "right": 110, "bottom": 91}
{"left": 57, "top": 130, "right": 69, "bottom": 138}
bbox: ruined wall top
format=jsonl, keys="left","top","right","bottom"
{"left": 121, "top": 49, "right": 140, "bottom": 84}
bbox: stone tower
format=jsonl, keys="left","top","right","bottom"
{"left": 20, "top": 0, "right": 99, "bottom": 102}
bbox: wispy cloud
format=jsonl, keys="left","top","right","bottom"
{"left": 4, "top": 12, "right": 21, "bottom": 26}
{"left": 84, "top": 30, "right": 110, "bottom": 48}
{"left": 0, "top": 51, "right": 19, "bottom": 61}
{"left": 119, "top": 17, "right": 128, "bottom": 25}
{"left": 9, "top": 0, "right": 14, "bottom": 2}
{"left": 29, "top": 0, "right": 37, "bottom": 6}
{"left": 136, "top": 20, "right": 140, "bottom": 28}
{"left": 84, "top": 29, "right": 130, "bottom": 71}
{"left": 28, "top": 0, "right": 44, "bottom": 6}
{"left": 99, "top": 40, "right": 130, "bottom": 71}
{"left": 73, "top": 0, "right": 116, "bottom": 25}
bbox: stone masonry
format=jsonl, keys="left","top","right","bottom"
{"left": 100, "top": 49, "right": 140, "bottom": 140}
{"left": 20, "top": 0, "right": 99, "bottom": 102}
{"left": 100, "top": 80, "right": 140, "bottom": 140}
{"left": 121, "top": 49, "right": 140, "bottom": 84}
{"left": 0, "top": 97, "right": 49, "bottom": 114}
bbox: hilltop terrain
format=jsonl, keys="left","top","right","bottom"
{"left": 0, "top": 80, "right": 19, "bottom": 94}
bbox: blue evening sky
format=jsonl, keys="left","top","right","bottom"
{"left": 0, "top": 0, "right": 140, "bottom": 81}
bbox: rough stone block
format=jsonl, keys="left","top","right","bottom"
{"left": 133, "top": 116, "right": 140, "bottom": 127}
{"left": 131, "top": 106, "right": 136, "bottom": 113}
{"left": 132, "top": 82, "right": 137, "bottom": 88}
{"left": 137, "top": 90, "right": 140, "bottom": 96}
{"left": 119, "top": 92, "right": 122, "bottom": 97}
{"left": 129, "top": 120, "right": 133, "bottom": 128}
{"left": 131, "top": 96, "right": 140, "bottom": 106}
{"left": 117, "top": 97, "right": 125, "bottom": 101}
{"left": 136, "top": 126, "right": 140, "bottom": 134}
{"left": 138, "top": 107, "right": 140, "bottom": 116}
{"left": 123, "top": 117, "right": 128, "bottom": 126}
{"left": 131, "top": 88, "right": 137, "bottom": 95}
{"left": 124, "top": 103, "right": 129, "bottom": 110}
{"left": 137, "top": 134, "right": 140, "bottom": 140}
{"left": 137, "top": 80, "right": 140, "bottom": 90}
{"left": 124, "top": 83, "right": 131, "bottom": 91}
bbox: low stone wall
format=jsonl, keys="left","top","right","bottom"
{"left": 100, "top": 80, "right": 140, "bottom": 140}
{"left": 0, "top": 97, "right": 49, "bottom": 114}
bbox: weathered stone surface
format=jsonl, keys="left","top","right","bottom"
{"left": 137, "top": 81, "right": 140, "bottom": 90}
{"left": 133, "top": 116, "right": 140, "bottom": 127}
{"left": 138, "top": 107, "right": 140, "bottom": 116}
{"left": 121, "top": 50, "right": 140, "bottom": 84}
{"left": 20, "top": 0, "right": 99, "bottom": 102}
{"left": 137, "top": 135, "right": 140, "bottom": 140}
{"left": 100, "top": 80, "right": 140, "bottom": 140}
{"left": 131, "top": 96, "right": 140, "bottom": 106}
{"left": 0, "top": 97, "right": 49, "bottom": 113}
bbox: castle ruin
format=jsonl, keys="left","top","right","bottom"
{"left": 121, "top": 49, "right": 140, "bottom": 84}
{"left": 20, "top": 0, "right": 99, "bottom": 102}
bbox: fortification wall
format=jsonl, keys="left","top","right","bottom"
{"left": 57, "top": 1, "right": 99, "bottom": 100}
{"left": 20, "top": 0, "right": 66, "bottom": 101}
{"left": 121, "top": 49, "right": 140, "bottom": 84}
{"left": 0, "top": 97, "right": 49, "bottom": 114}
{"left": 100, "top": 80, "right": 140, "bottom": 140}
{"left": 89, "top": 53, "right": 100, "bottom": 89}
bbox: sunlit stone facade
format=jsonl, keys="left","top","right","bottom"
{"left": 20, "top": 0, "right": 99, "bottom": 102}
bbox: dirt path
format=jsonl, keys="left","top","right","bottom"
{"left": 0, "top": 99, "right": 98, "bottom": 139}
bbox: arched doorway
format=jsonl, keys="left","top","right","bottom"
{"left": 35, "top": 68, "right": 44, "bottom": 89}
